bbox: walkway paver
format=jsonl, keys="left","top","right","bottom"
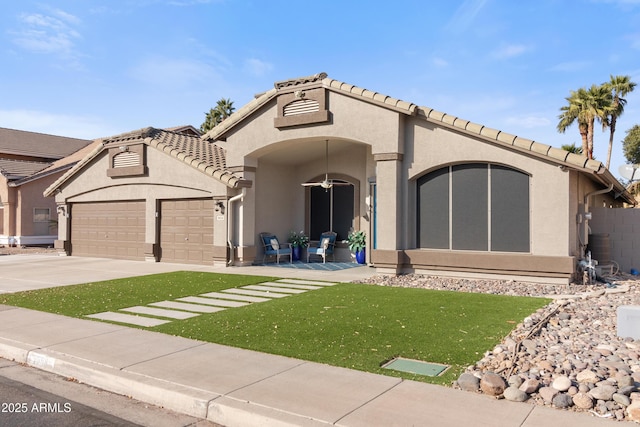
{"left": 243, "top": 284, "right": 308, "bottom": 294}
{"left": 120, "top": 306, "right": 200, "bottom": 319}
{"left": 199, "top": 291, "right": 271, "bottom": 303}
{"left": 221, "top": 288, "right": 291, "bottom": 298}
{"left": 149, "top": 301, "right": 226, "bottom": 313}
{"left": 86, "top": 312, "right": 170, "bottom": 327}
{"left": 177, "top": 296, "right": 249, "bottom": 308}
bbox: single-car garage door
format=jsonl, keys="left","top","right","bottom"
{"left": 71, "top": 201, "right": 145, "bottom": 260}
{"left": 159, "top": 199, "right": 214, "bottom": 264}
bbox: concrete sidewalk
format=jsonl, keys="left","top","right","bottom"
{"left": 0, "top": 256, "right": 623, "bottom": 426}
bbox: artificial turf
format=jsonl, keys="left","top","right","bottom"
{"left": 0, "top": 272, "right": 549, "bottom": 385}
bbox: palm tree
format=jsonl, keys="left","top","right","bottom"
{"left": 561, "top": 143, "right": 583, "bottom": 155}
{"left": 557, "top": 85, "right": 612, "bottom": 160}
{"left": 557, "top": 88, "right": 589, "bottom": 157}
{"left": 200, "top": 98, "right": 235, "bottom": 133}
{"left": 603, "top": 75, "right": 636, "bottom": 169}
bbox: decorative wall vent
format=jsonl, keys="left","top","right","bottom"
{"left": 284, "top": 99, "right": 320, "bottom": 116}
{"left": 274, "top": 87, "right": 329, "bottom": 128}
{"left": 113, "top": 151, "right": 140, "bottom": 168}
{"left": 107, "top": 144, "right": 146, "bottom": 177}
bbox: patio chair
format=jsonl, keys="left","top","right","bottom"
{"left": 259, "top": 232, "right": 292, "bottom": 264}
{"left": 306, "top": 231, "right": 337, "bottom": 263}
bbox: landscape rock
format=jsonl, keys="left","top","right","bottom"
{"left": 480, "top": 372, "right": 506, "bottom": 396}
{"left": 552, "top": 393, "right": 573, "bottom": 408}
{"left": 504, "top": 386, "right": 529, "bottom": 402}
{"left": 571, "top": 392, "right": 594, "bottom": 409}
{"left": 360, "top": 272, "right": 640, "bottom": 421}
{"left": 456, "top": 373, "right": 480, "bottom": 392}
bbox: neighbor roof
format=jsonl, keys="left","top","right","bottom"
{"left": 0, "top": 158, "right": 50, "bottom": 180}
{"left": 0, "top": 127, "right": 92, "bottom": 160}
{"left": 202, "top": 72, "right": 633, "bottom": 204}
{"left": 44, "top": 127, "right": 249, "bottom": 197}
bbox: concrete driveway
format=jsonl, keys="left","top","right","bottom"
{"left": 0, "top": 254, "right": 375, "bottom": 293}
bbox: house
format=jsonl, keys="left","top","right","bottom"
{"left": 0, "top": 127, "right": 92, "bottom": 246}
{"left": 44, "top": 73, "right": 633, "bottom": 282}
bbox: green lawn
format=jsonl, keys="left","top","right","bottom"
{"left": 0, "top": 272, "right": 549, "bottom": 385}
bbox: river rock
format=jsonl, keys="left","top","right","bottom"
{"left": 627, "top": 400, "right": 640, "bottom": 422}
{"left": 552, "top": 375, "right": 572, "bottom": 392}
{"left": 519, "top": 378, "right": 540, "bottom": 394}
{"left": 589, "top": 384, "right": 617, "bottom": 401}
{"left": 457, "top": 373, "right": 480, "bottom": 392}
{"left": 480, "top": 372, "right": 506, "bottom": 396}
{"left": 504, "top": 386, "right": 529, "bottom": 402}
{"left": 572, "top": 392, "right": 594, "bottom": 409}
{"left": 539, "top": 386, "right": 559, "bottom": 403}
{"left": 576, "top": 369, "right": 598, "bottom": 384}
{"left": 552, "top": 393, "right": 573, "bottom": 408}
{"left": 614, "top": 393, "right": 631, "bottom": 406}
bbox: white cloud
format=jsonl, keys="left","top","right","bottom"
{"left": 0, "top": 109, "right": 113, "bottom": 140}
{"left": 432, "top": 57, "right": 449, "bottom": 67}
{"left": 128, "top": 56, "right": 220, "bottom": 88}
{"left": 548, "top": 61, "right": 591, "bottom": 72}
{"left": 445, "top": 0, "right": 488, "bottom": 33}
{"left": 244, "top": 58, "right": 273, "bottom": 77}
{"left": 491, "top": 43, "right": 529, "bottom": 59}
{"left": 10, "top": 9, "right": 81, "bottom": 57}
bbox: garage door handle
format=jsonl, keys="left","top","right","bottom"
{"left": 184, "top": 237, "right": 189, "bottom": 241}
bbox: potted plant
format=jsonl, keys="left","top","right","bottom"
{"left": 346, "top": 230, "right": 367, "bottom": 264}
{"left": 288, "top": 230, "right": 309, "bottom": 261}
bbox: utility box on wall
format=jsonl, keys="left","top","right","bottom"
{"left": 617, "top": 306, "right": 640, "bottom": 340}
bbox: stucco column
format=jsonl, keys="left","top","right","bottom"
{"left": 54, "top": 202, "right": 70, "bottom": 255}
{"left": 144, "top": 198, "right": 158, "bottom": 262}
{"left": 372, "top": 153, "right": 403, "bottom": 273}
{"left": 234, "top": 169, "right": 256, "bottom": 266}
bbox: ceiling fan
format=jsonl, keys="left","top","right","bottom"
{"left": 301, "top": 140, "right": 350, "bottom": 189}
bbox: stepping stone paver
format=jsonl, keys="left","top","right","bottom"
{"left": 149, "top": 301, "right": 226, "bottom": 313}
{"left": 86, "top": 312, "right": 170, "bottom": 327}
{"left": 120, "top": 306, "right": 200, "bottom": 319}
{"left": 177, "top": 296, "right": 249, "bottom": 308}
{"left": 199, "top": 291, "right": 270, "bottom": 303}
{"left": 264, "top": 283, "right": 323, "bottom": 290}
{"left": 243, "top": 284, "right": 307, "bottom": 294}
{"left": 276, "top": 279, "right": 337, "bottom": 286}
{"left": 221, "top": 288, "right": 290, "bottom": 298}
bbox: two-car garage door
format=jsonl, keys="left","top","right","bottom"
{"left": 70, "top": 199, "right": 214, "bottom": 264}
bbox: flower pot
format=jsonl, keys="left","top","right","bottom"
{"left": 292, "top": 245, "right": 301, "bottom": 261}
{"left": 355, "top": 248, "right": 366, "bottom": 264}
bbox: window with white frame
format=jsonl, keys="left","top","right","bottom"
{"left": 417, "top": 163, "right": 530, "bottom": 252}
{"left": 33, "top": 208, "right": 52, "bottom": 235}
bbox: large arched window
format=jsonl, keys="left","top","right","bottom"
{"left": 417, "top": 163, "right": 530, "bottom": 252}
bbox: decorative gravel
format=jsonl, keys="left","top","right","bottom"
{"left": 356, "top": 272, "right": 640, "bottom": 422}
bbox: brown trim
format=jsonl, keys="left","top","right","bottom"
{"left": 373, "top": 153, "right": 403, "bottom": 162}
{"left": 274, "top": 87, "right": 330, "bottom": 129}
{"left": 372, "top": 249, "right": 574, "bottom": 278}
{"left": 107, "top": 144, "right": 147, "bottom": 178}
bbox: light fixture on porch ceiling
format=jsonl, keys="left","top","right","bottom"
{"left": 301, "top": 140, "right": 350, "bottom": 190}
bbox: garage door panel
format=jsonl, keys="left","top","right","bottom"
{"left": 71, "top": 201, "right": 145, "bottom": 261}
{"left": 160, "top": 199, "right": 214, "bottom": 265}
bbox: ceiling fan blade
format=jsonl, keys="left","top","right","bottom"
{"left": 301, "top": 182, "right": 322, "bottom": 187}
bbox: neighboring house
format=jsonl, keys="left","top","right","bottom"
{"left": 0, "top": 127, "right": 92, "bottom": 246}
{"left": 44, "top": 73, "right": 633, "bottom": 282}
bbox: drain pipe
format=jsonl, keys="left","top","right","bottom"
{"left": 581, "top": 183, "right": 614, "bottom": 257}
{"left": 227, "top": 189, "right": 245, "bottom": 266}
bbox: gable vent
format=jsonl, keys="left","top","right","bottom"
{"left": 113, "top": 151, "right": 140, "bottom": 168}
{"left": 284, "top": 99, "right": 320, "bottom": 116}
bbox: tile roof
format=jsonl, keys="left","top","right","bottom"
{"left": 0, "top": 158, "right": 50, "bottom": 180}
{"left": 0, "top": 127, "right": 91, "bottom": 160}
{"left": 44, "top": 127, "right": 248, "bottom": 197}
{"left": 201, "top": 73, "right": 632, "bottom": 203}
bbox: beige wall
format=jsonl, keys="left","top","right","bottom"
{"left": 54, "top": 146, "right": 228, "bottom": 254}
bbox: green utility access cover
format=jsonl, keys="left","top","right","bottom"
{"left": 382, "top": 358, "right": 449, "bottom": 377}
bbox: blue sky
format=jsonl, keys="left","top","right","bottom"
{"left": 2, "top": 0, "right": 640, "bottom": 180}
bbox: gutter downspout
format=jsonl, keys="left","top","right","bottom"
{"left": 227, "top": 189, "right": 245, "bottom": 266}
{"left": 581, "top": 183, "right": 614, "bottom": 257}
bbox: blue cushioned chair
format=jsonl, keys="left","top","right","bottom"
{"left": 259, "top": 232, "right": 292, "bottom": 264}
{"left": 306, "top": 231, "right": 337, "bottom": 263}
